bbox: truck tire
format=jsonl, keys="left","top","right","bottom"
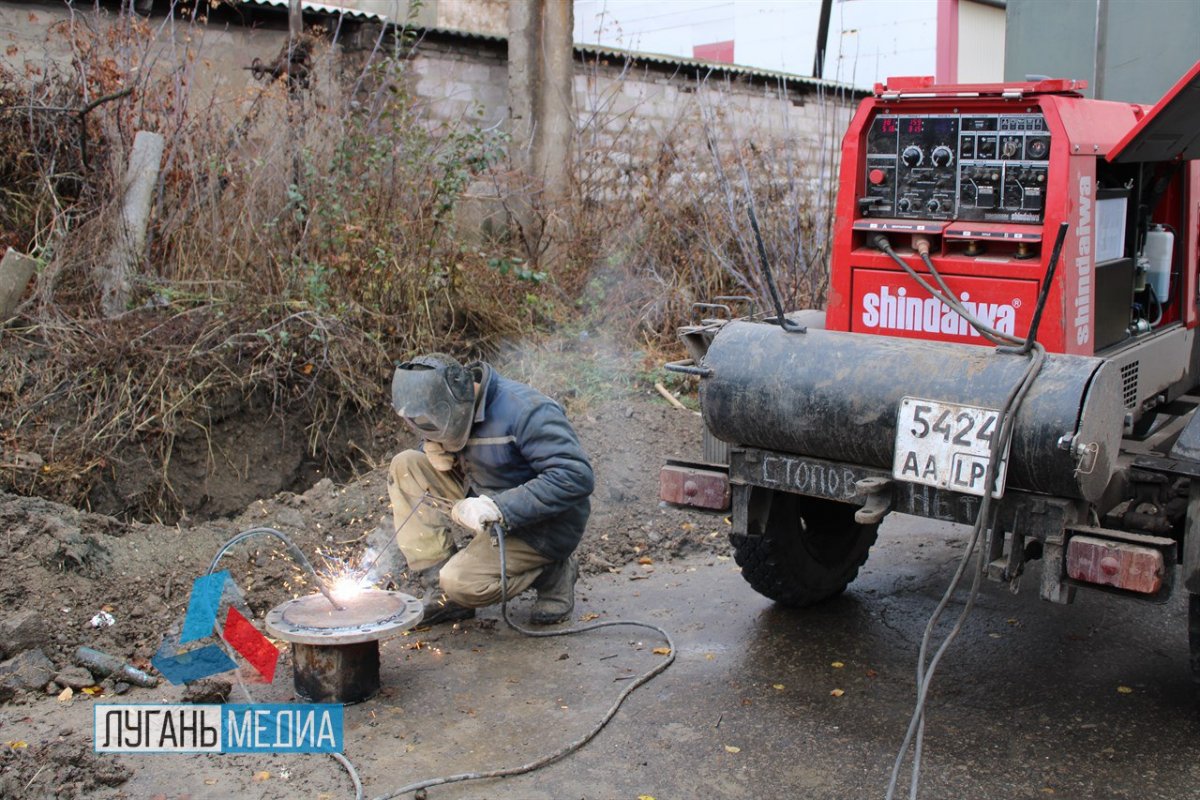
{"left": 730, "top": 492, "right": 879, "bottom": 607}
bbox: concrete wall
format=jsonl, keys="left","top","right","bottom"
{"left": 2, "top": 1, "right": 296, "bottom": 106}
{"left": 408, "top": 34, "right": 857, "bottom": 170}
{"left": 2, "top": 1, "right": 857, "bottom": 219}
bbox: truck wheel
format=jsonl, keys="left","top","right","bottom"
{"left": 730, "top": 492, "right": 879, "bottom": 607}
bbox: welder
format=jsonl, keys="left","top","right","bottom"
{"left": 385, "top": 353, "right": 594, "bottom": 625}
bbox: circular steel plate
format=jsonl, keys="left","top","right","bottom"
{"left": 265, "top": 589, "right": 424, "bottom": 645}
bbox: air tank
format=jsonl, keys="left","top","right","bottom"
{"left": 698, "top": 321, "right": 1123, "bottom": 502}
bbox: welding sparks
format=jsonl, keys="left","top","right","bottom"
{"left": 330, "top": 573, "right": 373, "bottom": 604}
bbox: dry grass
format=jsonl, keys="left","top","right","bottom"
{"left": 0, "top": 7, "right": 848, "bottom": 519}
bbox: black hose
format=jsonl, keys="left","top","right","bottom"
{"left": 374, "top": 522, "right": 677, "bottom": 799}
{"left": 748, "top": 205, "right": 805, "bottom": 333}
{"left": 207, "top": 526, "right": 342, "bottom": 610}
{"left": 874, "top": 235, "right": 1051, "bottom": 799}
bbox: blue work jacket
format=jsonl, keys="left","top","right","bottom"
{"left": 457, "top": 363, "right": 594, "bottom": 561}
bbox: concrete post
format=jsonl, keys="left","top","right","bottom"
{"left": 506, "top": 0, "right": 539, "bottom": 244}
{"left": 101, "top": 130, "right": 164, "bottom": 317}
{"left": 537, "top": 0, "right": 574, "bottom": 265}
{"left": 506, "top": 0, "right": 574, "bottom": 268}
{"left": 0, "top": 248, "right": 38, "bottom": 321}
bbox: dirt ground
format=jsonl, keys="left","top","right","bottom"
{"left": 0, "top": 387, "right": 727, "bottom": 798}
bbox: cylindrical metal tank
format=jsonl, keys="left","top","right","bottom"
{"left": 699, "top": 321, "right": 1123, "bottom": 502}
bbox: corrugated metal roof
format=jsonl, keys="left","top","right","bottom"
{"left": 238, "top": 0, "right": 384, "bottom": 22}
{"left": 417, "top": 27, "right": 859, "bottom": 95}
{"left": 228, "top": 9, "right": 859, "bottom": 95}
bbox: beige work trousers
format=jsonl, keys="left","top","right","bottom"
{"left": 386, "top": 449, "right": 553, "bottom": 607}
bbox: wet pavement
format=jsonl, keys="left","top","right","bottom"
{"left": 109, "top": 513, "right": 1200, "bottom": 799}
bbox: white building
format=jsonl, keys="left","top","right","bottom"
{"left": 574, "top": 0, "right": 1007, "bottom": 89}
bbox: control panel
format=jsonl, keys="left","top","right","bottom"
{"left": 862, "top": 113, "right": 1050, "bottom": 223}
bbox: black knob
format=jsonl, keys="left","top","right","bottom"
{"left": 931, "top": 145, "right": 954, "bottom": 167}
{"left": 926, "top": 199, "right": 941, "bottom": 213}
{"left": 901, "top": 146, "right": 923, "bottom": 167}
{"left": 898, "top": 197, "right": 912, "bottom": 212}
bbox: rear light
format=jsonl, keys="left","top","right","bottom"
{"left": 1066, "top": 535, "right": 1165, "bottom": 595}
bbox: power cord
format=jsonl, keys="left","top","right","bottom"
{"left": 207, "top": 527, "right": 366, "bottom": 800}
{"left": 373, "top": 520, "right": 676, "bottom": 799}
{"left": 872, "top": 229, "right": 1068, "bottom": 799}
{"left": 203, "top": 513, "right": 676, "bottom": 800}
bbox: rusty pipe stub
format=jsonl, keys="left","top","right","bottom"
{"left": 265, "top": 589, "right": 423, "bottom": 704}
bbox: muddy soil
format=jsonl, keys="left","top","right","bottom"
{"left": 0, "top": 389, "right": 729, "bottom": 797}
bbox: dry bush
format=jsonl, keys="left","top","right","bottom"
{"left": 0, "top": 8, "right": 533, "bottom": 517}
{"left": 527, "top": 57, "right": 851, "bottom": 344}
{"left": 0, "top": 6, "right": 851, "bottom": 519}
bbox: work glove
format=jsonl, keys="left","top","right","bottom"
{"left": 423, "top": 440, "right": 456, "bottom": 472}
{"left": 451, "top": 495, "right": 502, "bottom": 533}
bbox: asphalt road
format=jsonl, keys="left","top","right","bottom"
{"left": 110, "top": 513, "right": 1200, "bottom": 800}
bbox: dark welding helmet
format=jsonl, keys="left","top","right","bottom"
{"left": 391, "top": 354, "right": 475, "bottom": 452}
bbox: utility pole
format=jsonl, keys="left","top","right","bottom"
{"left": 289, "top": 0, "right": 303, "bottom": 43}
{"left": 507, "top": 0, "right": 574, "bottom": 269}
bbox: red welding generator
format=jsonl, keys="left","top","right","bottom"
{"left": 669, "top": 59, "right": 1200, "bottom": 681}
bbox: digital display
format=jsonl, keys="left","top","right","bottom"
{"left": 881, "top": 118, "right": 897, "bottom": 134}
{"left": 905, "top": 118, "right": 924, "bottom": 134}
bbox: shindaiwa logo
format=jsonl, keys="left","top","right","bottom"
{"left": 1074, "top": 175, "right": 1092, "bottom": 346}
{"left": 861, "top": 286, "right": 1017, "bottom": 337}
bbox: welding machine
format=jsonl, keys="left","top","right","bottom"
{"left": 669, "top": 60, "right": 1200, "bottom": 681}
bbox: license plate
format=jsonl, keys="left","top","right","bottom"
{"left": 892, "top": 397, "right": 1011, "bottom": 498}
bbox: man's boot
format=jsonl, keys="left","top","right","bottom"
{"left": 415, "top": 561, "right": 475, "bottom": 626}
{"left": 529, "top": 556, "right": 578, "bottom": 625}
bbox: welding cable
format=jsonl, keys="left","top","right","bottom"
{"left": 867, "top": 237, "right": 1051, "bottom": 799}
{"left": 207, "top": 526, "right": 343, "bottom": 610}
{"left": 374, "top": 522, "right": 677, "bottom": 800}
{"left": 890, "top": 344, "right": 1046, "bottom": 800}
{"left": 204, "top": 528, "right": 367, "bottom": 800}
{"left": 883, "top": 350, "right": 1047, "bottom": 799}
{"left": 871, "top": 235, "right": 1023, "bottom": 347}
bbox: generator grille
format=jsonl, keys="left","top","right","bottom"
{"left": 1121, "top": 361, "right": 1139, "bottom": 408}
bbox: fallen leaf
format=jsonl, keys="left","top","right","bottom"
{"left": 865, "top": 669, "right": 878, "bottom": 678}
{"left": 652, "top": 647, "right": 671, "bottom": 656}
{"left": 1117, "top": 685, "right": 1133, "bottom": 694}
{"left": 5, "top": 741, "right": 27, "bottom": 750}
{"left": 989, "top": 633, "right": 1002, "bottom": 639}
{"left": 579, "top": 613, "right": 599, "bottom": 622}
{"left": 1041, "top": 790, "right": 1055, "bottom": 796}
{"left": 637, "top": 796, "right": 656, "bottom": 800}
{"left": 831, "top": 661, "right": 844, "bottom": 669}
{"left": 830, "top": 688, "right": 845, "bottom": 698}
{"left": 773, "top": 684, "right": 785, "bottom": 690}
{"left": 252, "top": 771, "right": 270, "bottom": 782}
{"left": 680, "top": 522, "right": 696, "bottom": 532}
{"left": 81, "top": 686, "right": 103, "bottom": 696}
{"left": 205, "top": 779, "right": 218, "bottom": 786}
{"left": 58, "top": 687, "right": 73, "bottom": 704}
{"left": 637, "top": 556, "right": 653, "bottom": 565}
{"left": 724, "top": 745, "right": 740, "bottom": 753}
{"left": 704, "top": 653, "right": 715, "bottom": 660}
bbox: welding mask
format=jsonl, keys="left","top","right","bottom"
{"left": 391, "top": 354, "right": 476, "bottom": 452}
